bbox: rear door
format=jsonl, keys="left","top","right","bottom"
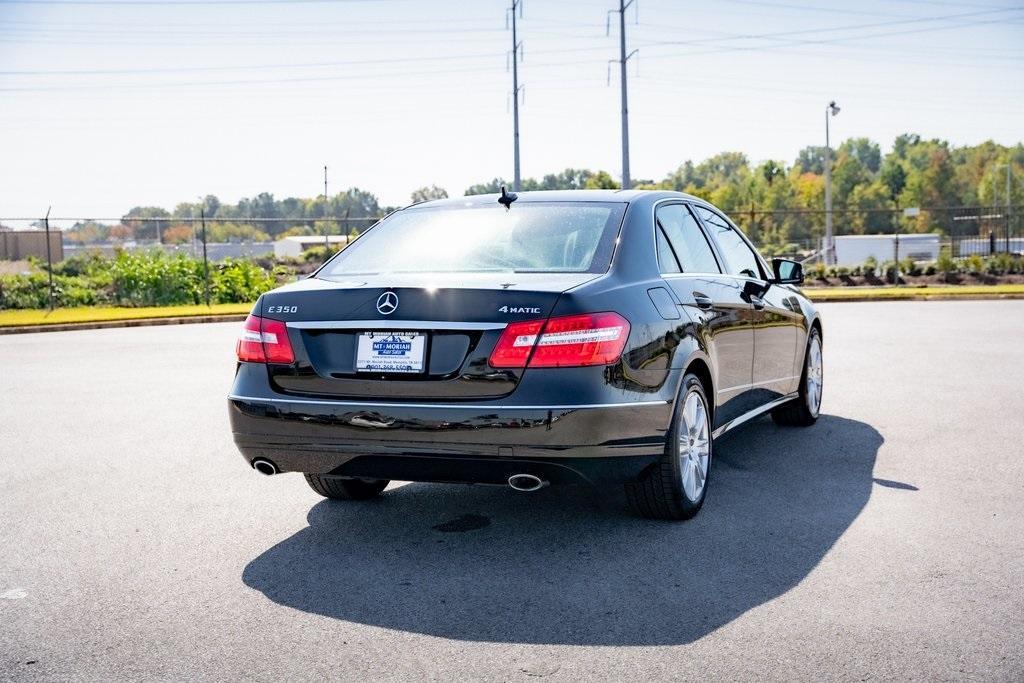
{"left": 692, "top": 205, "right": 802, "bottom": 403}
{"left": 655, "top": 202, "right": 756, "bottom": 427}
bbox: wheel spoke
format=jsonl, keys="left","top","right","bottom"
{"left": 681, "top": 457, "right": 694, "bottom": 497}
{"left": 696, "top": 413, "right": 708, "bottom": 441}
{"left": 684, "top": 394, "right": 698, "bottom": 430}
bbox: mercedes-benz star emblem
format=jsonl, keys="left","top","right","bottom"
{"left": 376, "top": 291, "right": 398, "bottom": 315}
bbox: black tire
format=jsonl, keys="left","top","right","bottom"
{"left": 772, "top": 326, "right": 823, "bottom": 427}
{"left": 303, "top": 474, "right": 389, "bottom": 500}
{"left": 625, "top": 372, "right": 713, "bottom": 521}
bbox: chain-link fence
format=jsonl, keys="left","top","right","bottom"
{"left": 0, "top": 215, "right": 382, "bottom": 263}
{"left": 725, "top": 204, "right": 1023, "bottom": 258}
{"left": 2, "top": 205, "right": 1022, "bottom": 266}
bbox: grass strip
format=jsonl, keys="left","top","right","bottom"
{"left": 804, "top": 284, "right": 1024, "bottom": 301}
{"left": 0, "top": 303, "right": 253, "bottom": 327}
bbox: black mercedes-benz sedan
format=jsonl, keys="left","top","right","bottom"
{"left": 228, "top": 189, "right": 822, "bottom": 520}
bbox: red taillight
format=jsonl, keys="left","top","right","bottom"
{"left": 488, "top": 312, "right": 629, "bottom": 369}
{"left": 236, "top": 314, "right": 295, "bottom": 364}
{"left": 488, "top": 319, "right": 544, "bottom": 368}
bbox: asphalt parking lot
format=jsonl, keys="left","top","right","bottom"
{"left": 2, "top": 300, "right": 1023, "bottom": 680}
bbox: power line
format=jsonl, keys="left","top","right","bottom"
{"left": 711, "top": 0, "right": 1008, "bottom": 19}
{"left": 0, "top": 0, "right": 397, "bottom": 5}
{"left": 639, "top": 6, "right": 1024, "bottom": 51}
{"left": 0, "top": 50, "right": 509, "bottom": 76}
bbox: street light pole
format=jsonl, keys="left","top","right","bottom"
{"left": 824, "top": 101, "right": 840, "bottom": 265}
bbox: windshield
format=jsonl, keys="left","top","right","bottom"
{"left": 318, "top": 201, "right": 625, "bottom": 276}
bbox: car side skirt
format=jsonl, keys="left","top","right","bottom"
{"left": 711, "top": 392, "right": 799, "bottom": 440}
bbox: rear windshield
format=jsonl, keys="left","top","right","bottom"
{"left": 318, "top": 201, "right": 626, "bottom": 276}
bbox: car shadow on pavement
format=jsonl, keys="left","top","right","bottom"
{"left": 242, "top": 414, "right": 882, "bottom": 646}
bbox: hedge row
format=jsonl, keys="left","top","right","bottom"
{"left": 0, "top": 251, "right": 282, "bottom": 309}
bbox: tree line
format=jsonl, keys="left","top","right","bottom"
{"left": 62, "top": 134, "right": 1022, "bottom": 248}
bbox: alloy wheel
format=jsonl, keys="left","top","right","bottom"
{"left": 806, "top": 335, "right": 823, "bottom": 417}
{"left": 678, "top": 389, "right": 711, "bottom": 501}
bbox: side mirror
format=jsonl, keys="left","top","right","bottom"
{"left": 771, "top": 258, "right": 804, "bottom": 285}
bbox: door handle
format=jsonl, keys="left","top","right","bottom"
{"left": 750, "top": 296, "right": 765, "bottom": 310}
{"left": 692, "top": 292, "right": 714, "bottom": 309}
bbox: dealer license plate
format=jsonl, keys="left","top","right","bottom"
{"left": 355, "top": 331, "right": 425, "bottom": 373}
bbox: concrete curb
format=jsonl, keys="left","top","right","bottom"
{"left": 0, "top": 313, "right": 247, "bottom": 335}
{"left": 808, "top": 293, "right": 1024, "bottom": 303}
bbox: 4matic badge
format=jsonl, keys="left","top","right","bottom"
{"left": 498, "top": 305, "right": 541, "bottom": 314}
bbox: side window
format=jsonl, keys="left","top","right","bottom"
{"left": 694, "top": 206, "right": 763, "bottom": 279}
{"left": 656, "top": 204, "right": 721, "bottom": 274}
{"left": 656, "top": 227, "right": 681, "bottom": 273}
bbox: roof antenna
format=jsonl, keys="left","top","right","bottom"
{"left": 498, "top": 184, "right": 518, "bottom": 210}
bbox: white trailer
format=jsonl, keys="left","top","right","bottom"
{"left": 833, "top": 234, "right": 940, "bottom": 267}
{"left": 273, "top": 235, "right": 350, "bottom": 259}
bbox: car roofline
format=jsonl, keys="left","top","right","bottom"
{"left": 402, "top": 189, "right": 702, "bottom": 210}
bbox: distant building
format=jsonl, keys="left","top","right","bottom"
{"left": 274, "top": 235, "right": 350, "bottom": 259}
{"left": 1, "top": 230, "right": 64, "bottom": 261}
{"left": 834, "top": 234, "right": 940, "bottom": 267}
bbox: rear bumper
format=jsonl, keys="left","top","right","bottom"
{"left": 228, "top": 379, "right": 673, "bottom": 486}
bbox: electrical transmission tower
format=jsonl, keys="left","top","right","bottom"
{"left": 507, "top": 0, "right": 524, "bottom": 192}
{"left": 608, "top": 0, "right": 638, "bottom": 190}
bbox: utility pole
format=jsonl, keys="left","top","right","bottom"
{"left": 824, "top": 101, "right": 840, "bottom": 265}
{"left": 606, "top": 1, "right": 638, "bottom": 189}
{"left": 508, "top": 0, "right": 523, "bottom": 192}
{"left": 608, "top": 1, "right": 637, "bottom": 190}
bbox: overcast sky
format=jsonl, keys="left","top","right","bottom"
{"left": 1, "top": 0, "right": 1022, "bottom": 223}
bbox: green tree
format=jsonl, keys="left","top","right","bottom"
{"left": 759, "top": 160, "right": 784, "bottom": 186}
{"left": 410, "top": 185, "right": 449, "bottom": 203}
{"left": 537, "top": 168, "right": 594, "bottom": 190}
{"left": 848, "top": 182, "right": 892, "bottom": 234}
{"left": 794, "top": 146, "right": 827, "bottom": 174}
{"left": 880, "top": 160, "right": 907, "bottom": 204}
{"left": 831, "top": 153, "right": 870, "bottom": 208}
{"left": 584, "top": 171, "right": 620, "bottom": 189}
{"left": 839, "top": 138, "right": 882, "bottom": 174}
{"left": 464, "top": 178, "right": 507, "bottom": 195}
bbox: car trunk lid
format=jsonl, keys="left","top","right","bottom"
{"left": 262, "top": 271, "right": 598, "bottom": 400}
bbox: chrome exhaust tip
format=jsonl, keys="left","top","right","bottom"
{"left": 507, "top": 473, "right": 547, "bottom": 492}
{"left": 251, "top": 458, "right": 279, "bottom": 476}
